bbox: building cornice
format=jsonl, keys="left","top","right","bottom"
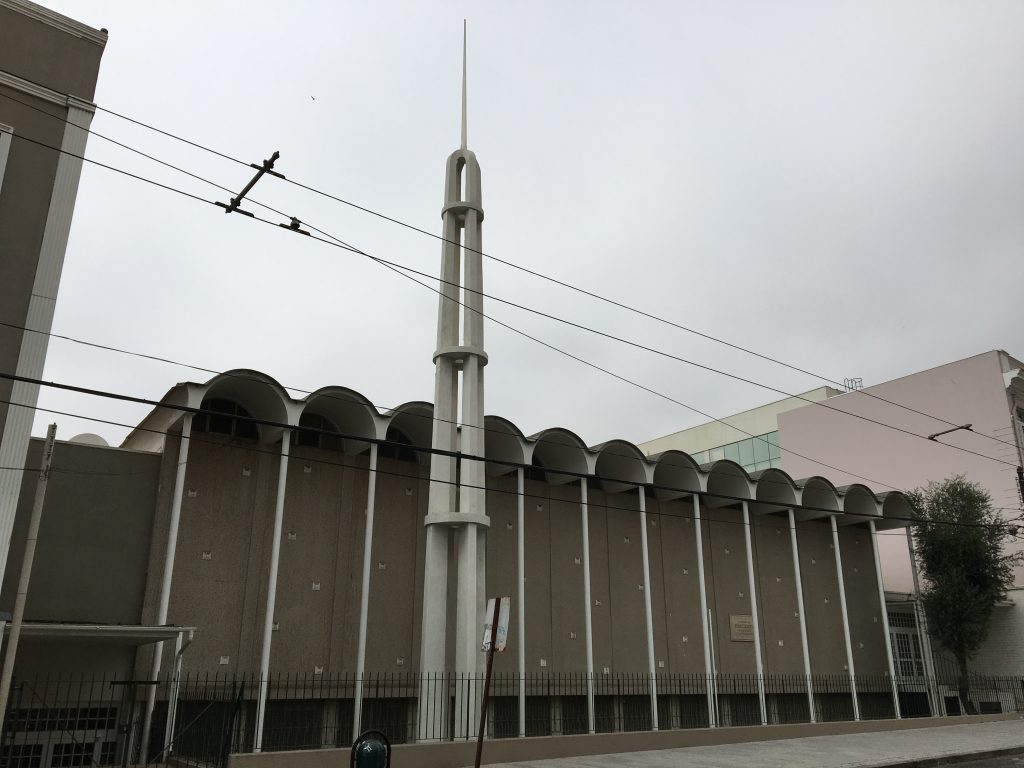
{"left": 0, "top": 69, "right": 96, "bottom": 112}
{"left": 0, "top": 0, "right": 107, "bottom": 47}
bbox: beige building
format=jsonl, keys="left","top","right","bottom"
{"left": 0, "top": 0, "right": 106, "bottom": 585}
{"left": 638, "top": 387, "right": 843, "bottom": 471}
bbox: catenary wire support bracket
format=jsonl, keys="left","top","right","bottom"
{"left": 216, "top": 150, "right": 284, "bottom": 217}
{"left": 279, "top": 216, "right": 310, "bottom": 236}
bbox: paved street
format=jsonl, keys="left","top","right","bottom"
{"left": 478, "top": 719, "right": 1024, "bottom": 768}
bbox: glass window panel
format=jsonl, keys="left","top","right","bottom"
{"left": 767, "top": 431, "right": 780, "bottom": 445}
{"left": 709, "top": 446, "right": 724, "bottom": 462}
{"left": 753, "top": 435, "right": 770, "bottom": 464}
{"left": 723, "top": 442, "right": 741, "bottom": 462}
{"left": 768, "top": 440, "right": 781, "bottom": 461}
{"left": 737, "top": 439, "right": 754, "bottom": 467}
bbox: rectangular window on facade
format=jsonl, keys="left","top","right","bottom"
{"left": 738, "top": 439, "right": 755, "bottom": 468}
{"left": 753, "top": 435, "right": 770, "bottom": 465}
{"left": 0, "top": 124, "right": 13, "bottom": 194}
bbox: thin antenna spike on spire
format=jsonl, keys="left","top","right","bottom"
{"left": 461, "top": 19, "right": 468, "bottom": 150}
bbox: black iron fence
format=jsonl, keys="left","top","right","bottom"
{"left": 1, "top": 671, "right": 1022, "bottom": 765}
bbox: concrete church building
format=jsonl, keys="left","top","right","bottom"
{"left": 1, "top": 18, "right": 1014, "bottom": 768}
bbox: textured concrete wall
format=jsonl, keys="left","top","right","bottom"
{"left": 0, "top": 438, "right": 159, "bottom": 628}
{"left": 960, "top": 587, "right": 1024, "bottom": 676}
{"left": 796, "top": 518, "right": 848, "bottom": 675}
{"left": 654, "top": 498, "right": 709, "bottom": 674}
{"left": 9, "top": 433, "right": 901, "bottom": 680}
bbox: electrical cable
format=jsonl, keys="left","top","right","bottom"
{"left": 3, "top": 96, "right": 1021, "bottom": 487}
{"left": 65, "top": 86, "right": 1023, "bottom": 454}
{"left": 1, "top": 70, "right": 1019, "bottom": 457}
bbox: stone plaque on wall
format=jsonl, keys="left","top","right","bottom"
{"left": 730, "top": 614, "right": 754, "bottom": 642}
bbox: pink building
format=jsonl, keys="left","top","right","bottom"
{"left": 778, "top": 350, "right": 1023, "bottom": 593}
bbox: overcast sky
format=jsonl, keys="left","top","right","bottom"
{"left": 31, "top": 1, "right": 1024, "bottom": 475}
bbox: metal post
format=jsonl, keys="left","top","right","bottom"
{"left": 141, "top": 414, "right": 192, "bottom": 757}
{"left": 868, "top": 520, "right": 902, "bottom": 718}
{"left": 254, "top": 430, "right": 291, "bottom": 752}
{"left": 353, "top": 443, "right": 379, "bottom": 743}
{"left": 580, "top": 478, "right": 595, "bottom": 734}
{"left": 692, "top": 495, "right": 715, "bottom": 727}
{"left": 830, "top": 514, "right": 860, "bottom": 721}
{"left": 0, "top": 424, "right": 55, "bottom": 725}
{"left": 638, "top": 487, "right": 658, "bottom": 730}
{"left": 474, "top": 599, "right": 500, "bottom": 768}
{"left": 516, "top": 468, "right": 526, "bottom": 738}
{"left": 741, "top": 501, "right": 767, "bottom": 725}
{"left": 788, "top": 509, "right": 815, "bottom": 722}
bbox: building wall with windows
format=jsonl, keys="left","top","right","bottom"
{"left": 637, "top": 387, "right": 841, "bottom": 468}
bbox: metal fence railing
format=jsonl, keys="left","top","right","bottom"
{"left": 2, "top": 670, "right": 1021, "bottom": 764}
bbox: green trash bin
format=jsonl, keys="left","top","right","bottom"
{"left": 351, "top": 729, "right": 390, "bottom": 768}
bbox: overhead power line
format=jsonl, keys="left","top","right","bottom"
{"left": 0, "top": 71, "right": 1018, "bottom": 457}
{"left": 3, "top": 111, "right": 1020, "bottom": 495}
{"left": 72, "top": 87, "right": 1024, "bottom": 453}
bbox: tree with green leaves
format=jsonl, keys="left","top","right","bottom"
{"left": 909, "top": 475, "right": 1022, "bottom": 713}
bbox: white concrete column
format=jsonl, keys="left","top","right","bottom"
{"left": 0, "top": 98, "right": 94, "bottom": 585}
{"left": 638, "top": 487, "right": 659, "bottom": 730}
{"left": 740, "top": 501, "right": 767, "bottom": 725}
{"left": 352, "top": 443, "right": 380, "bottom": 743}
{"left": 788, "top": 509, "right": 815, "bottom": 722}
{"left": 161, "top": 631, "right": 185, "bottom": 761}
{"left": 869, "top": 520, "right": 901, "bottom": 719}
{"left": 140, "top": 414, "right": 192, "bottom": 758}
{"left": 417, "top": 522, "right": 449, "bottom": 739}
{"left": 418, "top": 354, "right": 456, "bottom": 740}
{"left": 580, "top": 478, "right": 595, "bottom": 734}
{"left": 692, "top": 495, "right": 715, "bottom": 727}
{"left": 516, "top": 468, "right": 526, "bottom": 738}
{"left": 906, "top": 527, "right": 942, "bottom": 716}
{"left": 454, "top": 525, "right": 479, "bottom": 740}
{"left": 830, "top": 514, "right": 860, "bottom": 721}
{"left": 254, "top": 430, "right": 291, "bottom": 752}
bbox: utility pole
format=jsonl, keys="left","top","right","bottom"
{"left": 0, "top": 424, "right": 57, "bottom": 725}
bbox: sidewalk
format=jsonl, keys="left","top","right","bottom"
{"left": 478, "top": 719, "right": 1024, "bottom": 768}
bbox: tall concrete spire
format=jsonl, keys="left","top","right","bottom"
{"left": 418, "top": 24, "right": 489, "bottom": 741}
{"left": 461, "top": 19, "right": 468, "bottom": 150}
